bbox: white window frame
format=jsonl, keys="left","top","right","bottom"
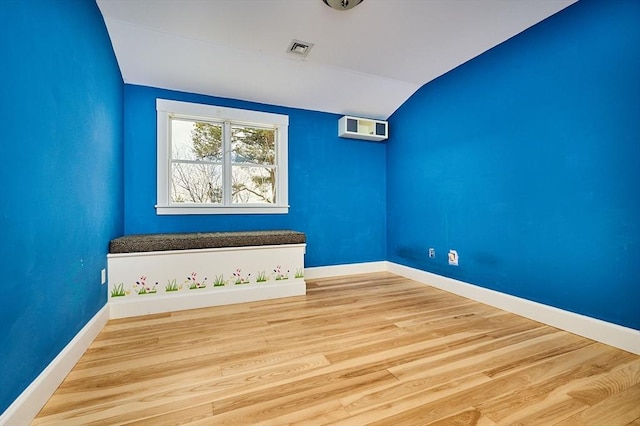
{"left": 156, "top": 99, "right": 289, "bottom": 215}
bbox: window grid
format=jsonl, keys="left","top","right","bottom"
{"left": 156, "top": 99, "right": 289, "bottom": 215}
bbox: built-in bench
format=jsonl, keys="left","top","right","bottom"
{"left": 107, "top": 230, "right": 306, "bottom": 318}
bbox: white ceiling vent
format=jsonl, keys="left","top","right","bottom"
{"left": 287, "top": 39, "right": 314, "bottom": 58}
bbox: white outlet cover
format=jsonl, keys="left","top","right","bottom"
{"left": 448, "top": 250, "right": 459, "bottom": 266}
{"left": 101, "top": 268, "right": 107, "bottom": 284}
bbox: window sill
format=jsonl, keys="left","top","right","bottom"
{"left": 155, "top": 204, "right": 289, "bottom": 215}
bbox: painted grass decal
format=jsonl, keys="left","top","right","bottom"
{"left": 256, "top": 271, "right": 268, "bottom": 283}
{"left": 213, "top": 275, "right": 227, "bottom": 287}
{"left": 111, "top": 282, "right": 126, "bottom": 297}
{"left": 165, "top": 279, "right": 180, "bottom": 292}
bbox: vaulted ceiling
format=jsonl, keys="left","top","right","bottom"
{"left": 97, "top": 0, "right": 576, "bottom": 119}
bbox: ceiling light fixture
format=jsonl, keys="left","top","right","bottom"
{"left": 322, "top": 0, "right": 364, "bottom": 11}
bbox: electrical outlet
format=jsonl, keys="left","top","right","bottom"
{"left": 101, "top": 268, "right": 107, "bottom": 285}
{"left": 428, "top": 248, "right": 435, "bottom": 258}
{"left": 448, "top": 250, "right": 459, "bottom": 266}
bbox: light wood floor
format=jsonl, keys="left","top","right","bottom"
{"left": 34, "top": 272, "right": 640, "bottom": 425}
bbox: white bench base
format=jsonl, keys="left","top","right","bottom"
{"left": 108, "top": 244, "right": 306, "bottom": 319}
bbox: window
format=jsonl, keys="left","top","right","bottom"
{"left": 156, "top": 99, "right": 289, "bottom": 214}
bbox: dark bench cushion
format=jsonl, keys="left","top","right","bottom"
{"left": 109, "top": 230, "right": 306, "bottom": 254}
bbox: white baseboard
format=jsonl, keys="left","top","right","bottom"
{"left": 304, "top": 261, "right": 388, "bottom": 279}
{"left": 109, "top": 280, "right": 306, "bottom": 319}
{"left": 0, "top": 305, "right": 110, "bottom": 426}
{"left": 387, "top": 262, "right": 640, "bottom": 355}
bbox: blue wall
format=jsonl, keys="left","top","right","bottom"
{"left": 387, "top": 0, "right": 640, "bottom": 330}
{"left": 123, "top": 85, "right": 387, "bottom": 267}
{"left": 0, "top": 0, "right": 124, "bottom": 413}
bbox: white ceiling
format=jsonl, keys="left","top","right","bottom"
{"left": 97, "top": 0, "right": 577, "bottom": 120}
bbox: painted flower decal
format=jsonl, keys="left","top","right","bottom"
{"left": 134, "top": 275, "right": 158, "bottom": 294}
{"left": 273, "top": 265, "right": 289, "bottom": 280}
{"left": 186, "top": 272, "right": 207, "bottom": 289}
{"left": 232, "top": 268, "right": 251, "bottom": 285}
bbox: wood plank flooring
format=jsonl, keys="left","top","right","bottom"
{"left": 33, "top": 272, "right": 640, "bottom": 425}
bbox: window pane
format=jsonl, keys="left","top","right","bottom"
{"left": 171, "top": 162, "right": 222, "bottom": 204}
{"left": 171, "top": 119, "right": 222, "bottom": 161}
{"left": 232, "top": 166, "right": 275, "bottom": 204}
{"left": 231, "top": 125, "right": 275, "bottom": 165}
